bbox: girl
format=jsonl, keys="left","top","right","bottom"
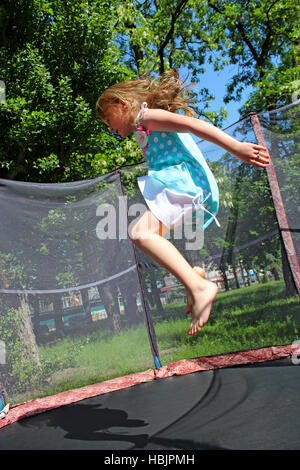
{"left": 96, "top": 70, "right": 270, "bottom": 336}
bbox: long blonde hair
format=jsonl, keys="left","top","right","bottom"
{"left": 96, "top": 70, "right": 196, "bottom": 124}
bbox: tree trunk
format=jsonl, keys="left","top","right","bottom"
{"left": 51, "top": 295, "right": 65, "bottom": 338}
{"left": 81, "top": 289, "right": 93, "bottom": 324}
{"left": 98, "top": 284, "right": 121, "bottom": 332}
{"left": 219, "top": 261, "right": 229, "bottom": 291}
{"left": 233, "top": 263, "right": 240, "bottom": 289}
{"left": 17, "top": 294, "right": 41, "bottom": 369}
{"left": 149, "top": 267, "right": 164, "bottom": 314}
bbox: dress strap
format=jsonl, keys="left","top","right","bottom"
{"left": 136, "top": 102, "right": 148, "bottom": 127}
{"left": 192, "top": 191, "right": 220, "bottom": 227}
{"left": 134, "top": 102, "right": 150, "bottom": 153}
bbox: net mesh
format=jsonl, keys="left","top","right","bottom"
{"left": 0, "top": 102, "right": 299, "bottom": 405}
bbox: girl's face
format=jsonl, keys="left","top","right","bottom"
{"left": 102, "top": 101, "right": 134, "bottom": 138}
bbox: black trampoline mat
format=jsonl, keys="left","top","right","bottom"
{"left": 0, "top": 359, "right": 299, "bottom": 450}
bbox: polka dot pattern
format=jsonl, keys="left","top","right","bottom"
{"left": 145, "top": 132, "right": 209, "bottom": 194}
{"left": 136, "top": 130, "right": 219, "bottom": 229}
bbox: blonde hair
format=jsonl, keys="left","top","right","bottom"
{"left": 96, "top": 70, "right": 196, "bottom": 124}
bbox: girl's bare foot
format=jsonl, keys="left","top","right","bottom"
{"left": 188, "top": 281, "right": 218, "bottom": 335}
{"left": 185, "top": 266, "right": 205, "bottom": 314}
{"left": 185, "top": 267, "right": 218, "bottom": 336}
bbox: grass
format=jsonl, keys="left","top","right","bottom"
{"left": 11, "top": 280, "right": 300, "bottom": 403}
{"left": 155, "top": 280, "right": 299, "bottom": 363}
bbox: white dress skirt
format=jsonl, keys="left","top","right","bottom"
{"left": 135, "top": 129, "right": 220, "bottom": 230}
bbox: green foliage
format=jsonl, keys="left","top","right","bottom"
{"left": 203, "top": 0, "right": 299, "bottom": 111}
{"left": 0, "top": 293, "right": 86, "bottom": 396}
{"left": 116, "top": 0, "right": 299, "bottom": 116}
{"left": 0, "top": 0, "right": 298, "bottom": 181}
{"left": 0, "top": 307, "right": 40, "bottom": 394}
{"left": 66, "top": 133, "right": 143, "bottom": 181}
{"left": 0, "top": 0, "right": 134, "bottom": 182}
{"left": 241, "top": 58, "right": 300, "bottom": 115}
{"left": 0, "top": 253, "right": 26, "bottom": 289}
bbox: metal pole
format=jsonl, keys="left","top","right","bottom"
{"left": 250, "top": 113, "right": 300, "bottom": 295}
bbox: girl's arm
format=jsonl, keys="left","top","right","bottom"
{"left": 140, "top": 109, "right": 270, "bottom": 168}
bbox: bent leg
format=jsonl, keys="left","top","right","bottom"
{"left": 129, "top": 210, "right": 217, "bottom": 335}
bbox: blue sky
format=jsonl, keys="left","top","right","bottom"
{"left": 186, "top": 61, "right": 254, "bottom": 130}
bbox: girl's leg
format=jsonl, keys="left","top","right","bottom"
{"left": 129, "top": 210, "right": 218, "bottom": 335}
{"left": 185, "top": 266, "right": 205, "bottom": 314}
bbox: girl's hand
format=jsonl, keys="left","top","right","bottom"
{"left": 232, "top": 142, "right": 270, "bottom": 168}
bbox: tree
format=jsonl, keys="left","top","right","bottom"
{"left": 114, "top": 0, "right": 229, "bottom": 124}
{"left": 1, "top": 0, "right": 298, "bottom": 181}
{"left": 203, "top": 0, "right": 299, "bottom": 112}
{"left": 115, "top": 0, "right": 298, "bottom": 118}
{"left": 0, "top": 0, "right": 135, "bottom": 182}
{"left": 0, "top": 253, "right": 41, "bottom": 395}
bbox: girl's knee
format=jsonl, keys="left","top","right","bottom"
{"left": 127, "top": 210, "right": 169, "bottom": 244}
{"left": 127, "top": 224, "right": 139, "bottom": 243}
{"left": 128, "top": 224, "right": 148, "bottom": 247}
{"left": 128, "top": 211, "right": 154, "bottom": 242}
{"left": 127, "top": 219, "right": 144, "bottom": 244}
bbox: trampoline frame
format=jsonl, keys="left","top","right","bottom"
{"left": 0, "top": 343, "right": 296, "bottom": 429}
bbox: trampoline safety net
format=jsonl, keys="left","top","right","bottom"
{"left": 0, "top": 102, "right": 299, "bottom": 406}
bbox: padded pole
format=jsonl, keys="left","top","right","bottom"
{"left": 117, "top": 170, "right": 162, "bottom": 369}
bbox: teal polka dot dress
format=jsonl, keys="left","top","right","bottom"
{"left": 134, "top": 108, "right": 219, "bottom": 230}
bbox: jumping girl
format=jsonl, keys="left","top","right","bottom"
{"left": 96, "top": 70, "right": 270, "bottom": 336}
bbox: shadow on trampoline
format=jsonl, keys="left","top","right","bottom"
{"left": 19, "top": 403, "right": 150, "bottom": 448}
{"left": 16, "top": 401, "right": 227, "bottom": 450}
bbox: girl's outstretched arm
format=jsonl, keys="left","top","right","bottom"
{"left": 141, "top": 109, "right": 270, "bottom": 168}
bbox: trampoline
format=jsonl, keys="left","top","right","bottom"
{"left": 0, "top": 103, "right": 299, "bottom": 450}
{"left": 0, "top": 357, "right": 299, "bottom": 450}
